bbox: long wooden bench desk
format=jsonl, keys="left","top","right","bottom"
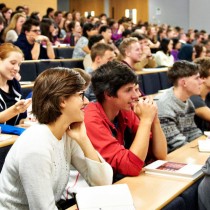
{"left": 2, "top": 133, "right": 206, "bottom": 210}
{"left": 0, "top": 134, "right": 18, "bottom": 148}
{"left": 67, "top": 136, "right": 209, "bottom": 210}
{"left": 115, "top": 135, "right": 209, "bottom": 210}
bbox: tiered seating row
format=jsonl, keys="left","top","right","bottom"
{"left": 53, "top": 47, "right": 74, "bottom": 59}
{"left": 19, "top": 59, "right": 84, "bottom": 98}
{"left": 20, "top": 61, "right": 172, "bottom": 98}
{"left": 19, "top": 58, "right": 84, "bottom": 82}
{"left": 137, "top": 70, "right": 172, "bottom": 95}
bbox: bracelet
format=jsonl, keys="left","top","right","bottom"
{"left": 34, "top": 39, "right": 41, "bottom": 44}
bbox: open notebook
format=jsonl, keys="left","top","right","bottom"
{"left": 75, "top": 184, "right": 135, "bottom": 210}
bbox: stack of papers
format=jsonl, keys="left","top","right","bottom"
{"left": 76, "top": 184, "right": 135, "bottom": 210}
{"left": 198, "top": 139, "right": 210, "bottom": 152}
{"left": 0, "top": 135, "right": 12, "bottom": 141}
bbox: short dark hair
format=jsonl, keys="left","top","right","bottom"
{"left": 22, "top": 18, "right": 40, "bottom": 33}
{"left": 32, "top": 67, "right": 85, "bottom": 124}
{"left": 15, "top": 6, "right": 24, "bottom": 12}
{"left": 167, "top": 60, "right": 200, "bottom": 86}
{"left": 54, "top": 11, "right": 62, "bottom": 17}
{"left": 194, "top": 57, "right": 210, "bottom": 78}
{"left": 99, "top": 25, "right": 110, "bottom": 34}
{"left": 131, "top": 32, "right": 146, "bottom": 41}
{"left": 88, "top": 34, "right": 104, "bottom": 50}
{"left": 91, "top": 60, "right": 138, "bottom": 103}
{"left": 83, "top": 23, "right": 96, "bottom": 38}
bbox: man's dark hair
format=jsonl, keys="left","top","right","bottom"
{"left": 15, "top": 6, "right": 24, "bottom": 12}
{"left": 168, "top": 60, "right": 200, "bottom": 86}
{"left": 88, "top": 34, "right": 104, "bottom": 50}
{"left": 22, "top": 18, "right": 40, "bottom": 33}
{"left": 0, "top": 3, "right": 6, "bottom": 11}
{"left": 122, "top": 29, "right": 132, "bottom": 38}
{"left": 54, "top": 10, "right": 62, "bottom": 17}
{"left": 99, "top": 25, "right": 110, "bottom": 34}
{"left": 82, "top": 23, "right": 96, "bottom": 38}
{"left": 131, "top": 32, "right": 146, "bottom": 41}
{"left": 91, "top": 60, "right": 138, "bottom": 103}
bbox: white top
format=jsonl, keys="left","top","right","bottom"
{"left": 0, "top": 124, "right": 113, "bottom": 210}
{"left": 5, "top": 29, "right": 18, "bottom": 43}
{"left": 155, "top": 51, "right": 174, "bottom": 67}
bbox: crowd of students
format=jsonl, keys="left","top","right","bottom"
{"left": 0, "top": 3, "right": 210, "bottom": 210}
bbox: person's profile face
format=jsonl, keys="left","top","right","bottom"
{"left": 99, "top": 50, "right": 116, "bottom": 65}
{"left": 110, "top": 83, "right": 139, "bottom": 111}
{"left": 183, "top": 73, "right": 203, "bottom": 96}
{"left": 127, "top": 42, "right": 142, "bottom": 62}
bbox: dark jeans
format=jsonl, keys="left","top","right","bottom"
{"left": 56, "top": 198, "right": 76, "bottom": 210}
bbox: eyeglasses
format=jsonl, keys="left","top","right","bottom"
{"left": 30, "top": 29, "right": 41, "bottom": 33}
{"left": 79, "top": 91, "right": 85, "bottom": 101}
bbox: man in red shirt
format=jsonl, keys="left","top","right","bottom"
{"left": 84, "top": 60, "right": 167, "bottom": 181}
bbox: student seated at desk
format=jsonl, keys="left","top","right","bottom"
{"left": 14, "top": 18, "right": 55, "bottom": 60}
{"left": 85, "top": 42, "right": 116, "bottom": 102}
{"left": 84, "top": 60, "right": 167, "bottom": 181}
{"left": 155, "top": 60, "right": 203, "bottom": 153}
{"left": 190, "top": 57, "right": 210, "bottom": 132}
{"left": 0, "top": 43, "right": 31, "bottom": 126}
{"left": 154, "top": 38, "right": 174, "bottom": 67}
{"left": 0, "top": 67, "right": 113, "bottom": 210}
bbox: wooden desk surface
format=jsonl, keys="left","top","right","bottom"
{"left": 116, "top": 135, "right": 209, "bottom": 210}
{"left": 66, "top": 204, "right": 77, "bottom": 210}
{"left": 167, "top": 135, "right": 209, "bottom": 165}
{"left": 20, "top": 82, "right": 34, "bottom": 89}
{"left": 0, "top": 134, "right": 18, "bottom": 147}
{"left": 135, "top": 67, "right": 168, "bottom": 75}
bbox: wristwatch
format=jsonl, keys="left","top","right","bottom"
{"left": 34, "top": 39, "right": 41, "bottom": 44}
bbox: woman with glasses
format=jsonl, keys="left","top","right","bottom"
{"left": 0, "top": 67, "right": 113, "bottom": 209}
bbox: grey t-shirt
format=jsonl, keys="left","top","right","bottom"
{"left": 190, "top": 93, "right": 210, "bottom": 132}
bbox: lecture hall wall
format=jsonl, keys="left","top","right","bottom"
{"left": 69, "top": 0, "right": 148, "bottom": 23}
{"left": 1, "top": 0, "right": 57, "bottom": 17}
{"left": 3, "top": 0, "right": 210, "bottom": 33}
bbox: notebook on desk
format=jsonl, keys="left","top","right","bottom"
{"left": 75, "top": 184, "right": 135, "bottom": 210}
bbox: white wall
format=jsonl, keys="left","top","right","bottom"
{"left": 149, "top": 0, "right": 210, "bottom": 33}
{"left": 189, "top": 0, "right": 210, "bottom": 33}
{"left": 148, "top": 0, "right": 189, "bottom": 32}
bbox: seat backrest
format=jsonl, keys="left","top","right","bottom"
{"left": 142, "top": 73, "right": 162, "bottom": 95}
{"left": 36, "top": 60, "right": 62, "bottom": 75}
{"left": 54, "top": 47, "right": 74, "bottom": 59}
{"left": 61, "top": 59, "right": 84, "bottom": 69}
{"left": 20, "top": 62, "right": 37, "bottom": 81}
{"left": 159, "top": 71, "right": 172, "bottom": 90}
{"left": 137, "top": 75, "right": 145, "bottom": 94}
